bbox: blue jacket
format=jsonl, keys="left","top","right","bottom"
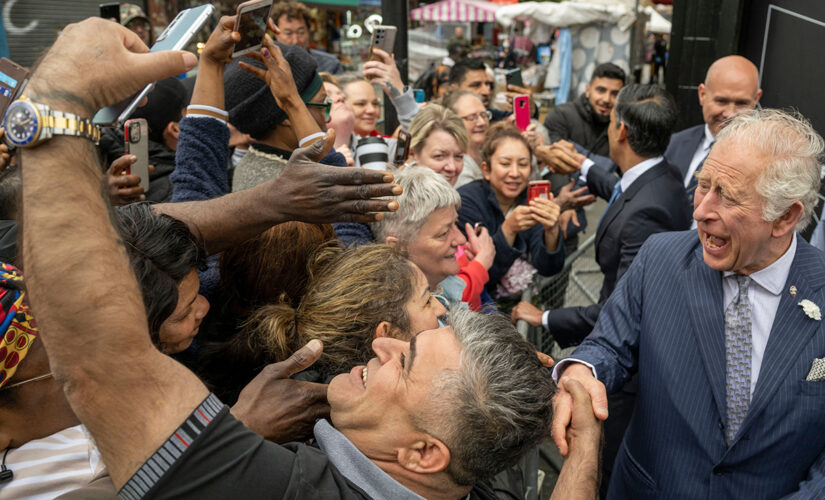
{"left": 457, "top": 179, "right": 564, "bottom": 294}
{"left": 572, "top": 231, "right": 825, "bottom": 499}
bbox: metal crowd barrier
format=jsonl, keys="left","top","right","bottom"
{"left": 518, "top": 233, "right": 601, "bottom": 500}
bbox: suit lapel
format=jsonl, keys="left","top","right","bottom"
{"left": 684, "top": 243, "right": 727, "bottom": 419}
{"left": 742, "top": 240, "right": 825, "bottom": 434}
{"left": 595, "top": 163, "right": 667, "bottom": 249}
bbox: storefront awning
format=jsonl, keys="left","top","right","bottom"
{"left": 411, "top": 0, "right": 500, "bottom": 23}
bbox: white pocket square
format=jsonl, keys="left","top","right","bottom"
{"left": 806, "top": 357, "right": 825, "bottom": 382}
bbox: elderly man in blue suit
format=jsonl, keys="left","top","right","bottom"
{"left": 552, "top": 108, "right": 825, "bottom": 498}
{"left": 664, "top": 56, "right": 762, "bottom": 204}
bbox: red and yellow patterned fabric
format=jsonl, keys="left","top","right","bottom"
{"left": 0, "top": 262, "right": 38, "bottom": 389}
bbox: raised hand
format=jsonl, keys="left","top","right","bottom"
{"left": 231, "top": 339, "right": 330, "bottom": 443}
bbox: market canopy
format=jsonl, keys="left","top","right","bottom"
{"left": 496, "top": 1, "right": 636, "bottom": 31}
{"left": 411, "top": 0, "right": 501, "bottom": 23}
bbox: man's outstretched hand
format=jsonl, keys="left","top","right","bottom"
{"left": 552, "top": 362, "right": 609, "bottom": 456}
{"left": 26, "top": 17, "right": 197, "bottom": 117}
{"left": 263, "top": 129, "right": 401, "bottom": 224}
{"left": 231, "top": 339, "right": 330, "bottom": 444}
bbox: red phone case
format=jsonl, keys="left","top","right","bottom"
{"left": 514, "top": 95, "right": 530, "bottom": 132}
{"left": 527, "top": 181, "right": 550, "bottom": 203}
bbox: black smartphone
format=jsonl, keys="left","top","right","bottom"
{"left": 505, "top": 68, "right": 524, "bottom": 88}
{"left": 395, "top": 130, "right": 411, "bottom": 165}
{"left": 0, "top": 58, "right": 29, "bottom": 120}
{"left": 99, "top": 2, "right": 120, "bottom": 21}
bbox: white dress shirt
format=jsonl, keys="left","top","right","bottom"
{"left": 542, "top": 156, "right": 664, "bottom": 328}
{"left": 553, "top": 233, "right": 799, "bottom": 395}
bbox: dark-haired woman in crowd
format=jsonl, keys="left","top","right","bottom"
{"left": 457, "top": 122, "right": 565, "bottom": 303}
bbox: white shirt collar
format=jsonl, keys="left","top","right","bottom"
{"left": 703, "top": 124, "right": 715, "bottom": 149}
{"left": 620, "top": 156, "right": 664, "bottom": 192}
{"left": 723, "top": 233, "right": 798, "bottom": 296}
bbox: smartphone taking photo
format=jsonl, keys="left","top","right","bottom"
{"left": 513, "top": 94, "right": 530, "bottom": 132}
{"left": 93, "top": 4, "right": 215, "bottom": 127}
{"left": 232, "top": 0, "right": 273, "bottom": 59}
{"left": 368, "top": 26, "right": 397, "bottom": 63}
{"left": 0, "top": 58, "right": 29, "bottom": 121}
{"left": 99, "top": 2, "right": 120, "bottom": 21}
{"left": 124, "top": 118, "right": 150, "bottom": 192}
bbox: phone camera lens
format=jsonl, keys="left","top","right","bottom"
{"left": 130, "top": 127, "right": 140, "bottom": 143}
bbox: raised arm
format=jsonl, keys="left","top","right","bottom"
{"left": 20, "top": 19, "right": 209, "bottom": 488}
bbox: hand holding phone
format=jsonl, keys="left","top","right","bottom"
{"left": 232, "top": 0, "right": 273, "bottom": 59}
{"left": 368, "top": 26, "right": 397, "bottom": 63}
{"left": 527, "top": 180, "right": 550, "bottom": 204}
{"left": 93, "top": 4, "right": 215, "bottom": 126}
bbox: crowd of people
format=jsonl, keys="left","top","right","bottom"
{"left": 1, "top": 3, "right": 825, "bottom": 499}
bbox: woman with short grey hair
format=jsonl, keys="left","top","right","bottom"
{"left": 371, "top": 167, "right": 495, "bottom": 310}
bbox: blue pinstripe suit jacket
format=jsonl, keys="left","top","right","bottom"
{"left": 572, "top": 230, "right": 825, "bottom": 499}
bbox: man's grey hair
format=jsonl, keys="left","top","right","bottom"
{"left": 715, "top": 108, "right": 824, "bottom": 232}
{"left": 369, "top": 166, "right": 461, "bottom": 245}
{"left": 415, "top": 308, "right": 555, "bottom": 486}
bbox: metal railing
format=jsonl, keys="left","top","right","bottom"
{"left": 518, "top": 234, "right": 601, "bottom": 500}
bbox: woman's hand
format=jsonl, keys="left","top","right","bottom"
{"left": 363, "top": 48, "right": 405, "bottom": 98}
{"left": 531, "top": 196, "right": 561, "bottom": 251}
{"left": 502, "top": 205, "right": 538, "bottom": 245}
{"left": 464, "top": 223, "right": 496, "bottom": 271}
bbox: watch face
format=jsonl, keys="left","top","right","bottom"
{"left": 5, "top": 101, "right": 40, "bottom": 147}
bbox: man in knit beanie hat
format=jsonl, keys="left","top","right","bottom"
{"left": 225, "top": 36, "right": 345, "bottom": 191}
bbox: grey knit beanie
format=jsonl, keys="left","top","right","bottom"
{"left": 224, "top": 42, "right": 322, "bottom": 140}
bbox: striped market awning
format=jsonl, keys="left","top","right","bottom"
{"left": 411, "top": 0, "right": 501, "bottom": 23}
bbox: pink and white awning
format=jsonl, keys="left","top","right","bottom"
{"left": 411, "top": 0, "right": 500, "bottom": 23}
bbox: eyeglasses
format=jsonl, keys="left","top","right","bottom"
{"left": 460, "top": 110, "right": 492, "bottom": 123}
{"left": 306, "top": 98, "right": 333, "bottom": 122}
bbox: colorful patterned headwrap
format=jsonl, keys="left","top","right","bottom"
{"left": 0, "top": 262, "right": 38, "bottom": 389}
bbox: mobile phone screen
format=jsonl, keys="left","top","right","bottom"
{"left": 235, "top": 5, "right": 270, "bottom": 53}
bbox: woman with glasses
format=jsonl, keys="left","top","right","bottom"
{"left": 442, "top": 90, "right": 490, "bottom": 187}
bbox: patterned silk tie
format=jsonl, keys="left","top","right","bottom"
{"left": 598, "top": 181, "right": 623, "bottom": 227}
{"left": 725, "top": 275, "right": 752, "bottom": 445}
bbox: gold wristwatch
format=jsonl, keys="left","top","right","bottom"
{"left": 4, "top": 96, "right": 100, "bottom": 148}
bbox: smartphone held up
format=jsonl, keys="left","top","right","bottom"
{"left": 232, "top": 0, "right": 273, "bottom": 59}
{"left": 527, "top": 180, "right": 550, "bottom": 205}
{"left": 124, "top": 118, "right": 150, "bottom": 192}
{"left": 513, "top": 94, "right": 530, "bottom": 132}
{"left": 93, "top": 4, "right": 215, "bottom": 127}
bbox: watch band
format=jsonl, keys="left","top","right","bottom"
{"left": 42, "top": 108, "right": 101, "bottom": 144}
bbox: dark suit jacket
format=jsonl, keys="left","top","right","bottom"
{"left": 573, "top": 231, "right": 825, "bottom": 499}
{"left": 664, "top": 123, "right": 705, "bottom": 183}
{"left": 547, "top": 159, "right": 691, "bottom": 347}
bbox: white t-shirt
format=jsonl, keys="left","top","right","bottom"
{"left": 0, "top": 425, "right": 105, "bottom": 500}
